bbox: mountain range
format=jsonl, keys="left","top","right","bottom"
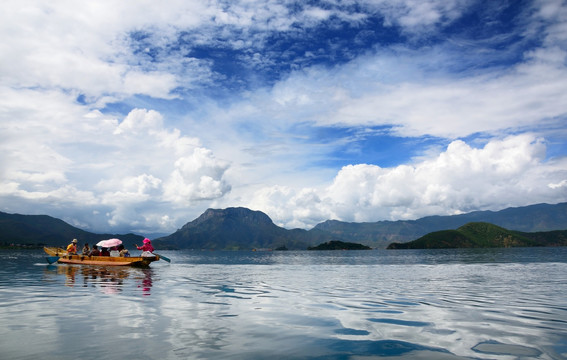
{"left": 312, "top": 202, "right": 567, "bottom": 248}
{"left": 1, "top": 202, "right": 567, "bottom": 250}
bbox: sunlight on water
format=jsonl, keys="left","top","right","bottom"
{"left": 1, "top": 248, "right": 566, "bottom": 359}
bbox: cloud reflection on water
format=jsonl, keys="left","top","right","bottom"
{"left": 1, "top": 249, "right": 565, "bottom": 359}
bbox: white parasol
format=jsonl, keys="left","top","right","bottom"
{"left": 96, "top": 238, "right": 122, "bottom": 248}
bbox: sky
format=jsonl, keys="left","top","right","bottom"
{"left": 1, "top": 0, "right": 567, "bottom": 236}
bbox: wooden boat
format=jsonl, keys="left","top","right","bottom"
{"left": 44, "top": 247, "right": 160, "bottom": 267}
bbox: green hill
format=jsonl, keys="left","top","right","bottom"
{"left": 387, "top": 222, "right": 541, "bottom": 249}
{"left": 0, "top": 212, "right": 144, "bottom": 248}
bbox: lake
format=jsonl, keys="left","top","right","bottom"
{"left": 1, "top": 248, "right": 566, "bottom": 359}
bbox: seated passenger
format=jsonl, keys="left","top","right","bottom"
{"left": 89, "top": 245, "right": 100, "bottom": 256}
{"left": 100, "top": 247, "right": 110, "bottom": 256}
{"left": 118, "top": 245, "right": 130, "bottom": 257}
{"left": 81, "top": 243, "right": 90, "bottom": 255}
{"left": 109, "top": 246, "right": 120, "bottom": 257}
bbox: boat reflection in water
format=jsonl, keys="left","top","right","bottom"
{"left": 44, "top": 264, "right": 155, "bottom": 295}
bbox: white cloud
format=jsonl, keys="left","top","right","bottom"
{"left": 121, "top": 71, "right": 178, "bottom": 99}
{"left": 549, "top": 179, "right": 567, "bottom": 189}
{"left": 0, "top": 0, "right": 208, "bottom": 102}
{"left": 163, "top": 147, "right": 231, "bottom": 204}
{"left": 0, "top": 104, "right": 230, "bottom": 233}
{"left": 256, "top": 43, "right": 567, "bottom": 139}
{"left": 114, "top": 108, "right": 164, "bottom": 135}
{"left": 363, "top": 0, "right": 469, "bottom": 33}
{"left": 248, "top": 135, "right": 567, "bottom": 228}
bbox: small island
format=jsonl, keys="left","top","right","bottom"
{"left": 308, "top": 240, "right": 372, "bottom": 250}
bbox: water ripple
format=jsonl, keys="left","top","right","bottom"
{"left": 2, "top": 249, "right": 567, "bottom": 359}
{"left": 368, "top": 318, "right": 432, "bottom": 327}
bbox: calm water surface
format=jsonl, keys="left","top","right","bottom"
{"left": 1, "top": 248, "right": 566, "bottom": 359}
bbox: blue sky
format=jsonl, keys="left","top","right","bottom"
{"left": 1, "top": 0, "right": 567, "bottom": 236}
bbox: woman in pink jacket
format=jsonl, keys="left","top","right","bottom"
{"left": 136, "top": 238, "right": 155, "bottom": 257}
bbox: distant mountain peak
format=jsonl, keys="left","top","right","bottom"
{"left": 159, "top": 207, "right": 327, "bottom": 250}
{"left": 184, "top": 207, "right": 274, "bottom": 229}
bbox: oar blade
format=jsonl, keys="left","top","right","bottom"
{"left": 155, "top": 253, "right": 171, "bottom": 263}
{"left": 46, "top": 256, "right": 60, "bottom": 264}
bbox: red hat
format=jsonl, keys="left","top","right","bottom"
{"left": 143, "top": 238, "right": 151, "bottom": 243}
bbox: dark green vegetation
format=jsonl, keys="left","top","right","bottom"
{"left": 308, "top": 240, "right": 372, "bottom": 250}
{"left": 515, "top": 229, "right": 567, "bottom": 247}
{"left": 387, "top": 222, "right": 567, "bottom": 249}
{"left": 0, "top": 212, "right": 144, "bottom": 249}
{"left": 1, "top": 202, "right": 567, "bottom": 250}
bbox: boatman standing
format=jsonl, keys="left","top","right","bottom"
{"left": 66, "top": 238, "right": 78, "bottom": 255}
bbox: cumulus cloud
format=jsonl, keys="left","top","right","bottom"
{"left": 0, "top": 0, "right": 197, "bottom": 102}
{"left": 249, "top": 135, "right": 567, "bottom": 228}
{"left": 114, "top": 108, "right": 165, "bottom": 135}
{"left": 163, "top": 147, "right": 231, "bottom": 204}
{"left": 0, "top": 105, "right": 231, "bottom": 233}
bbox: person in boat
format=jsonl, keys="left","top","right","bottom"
{"left": 66, "top": 239, "right": 78, "bottom": 255}
{"left": 118, "top": 244, "right": 130, "bottom": 257}
{"left": 136, "top": 238, "right": 155, "bottom": 257}
{"left": 100, "top": 247, "right": 110, "bottom": 256}
{"left": 89, "top": 245, "right": 100, "bottom": 256}
{"left": 81, "top": 243, "right": 90, "bottom": 255}
{"left": 109, "top": 246, "right": 120, "bottom": 257}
